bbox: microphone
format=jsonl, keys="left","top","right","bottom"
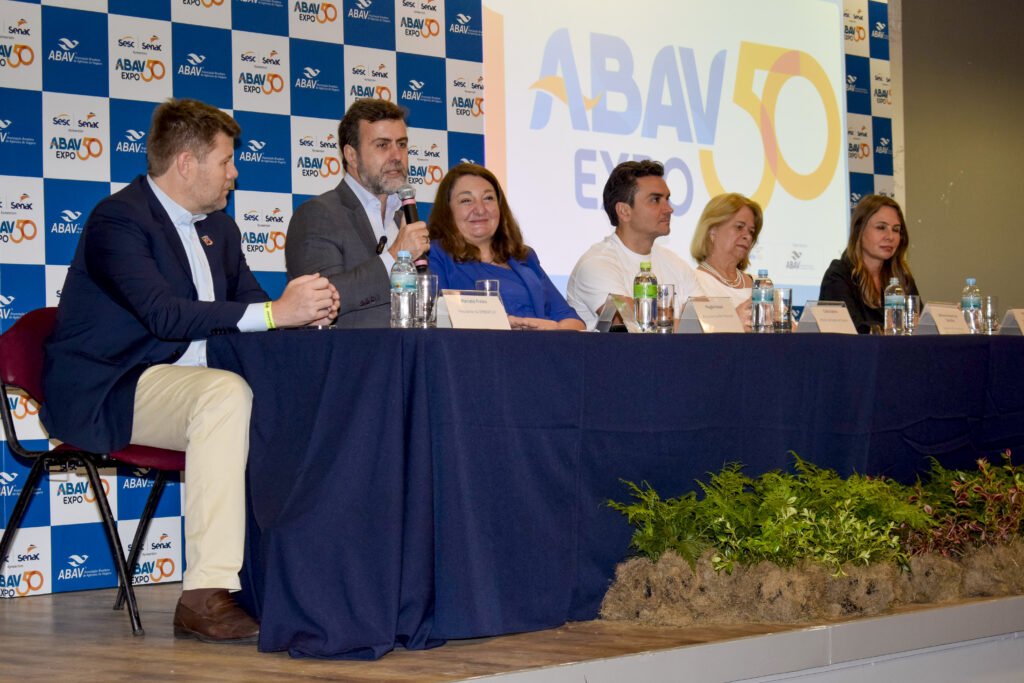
{"left": 376, "top": 235, "right": 387, "bottom": 255}
{"left": 398, "top": 184, "right": 430, "bottom": 273}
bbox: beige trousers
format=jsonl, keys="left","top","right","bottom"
{"left": 130, "top": 364, "right": 252, "bottom": 591}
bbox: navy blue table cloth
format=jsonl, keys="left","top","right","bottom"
{"left": 207, "top": 331, "right": 1024, "bottom": 659}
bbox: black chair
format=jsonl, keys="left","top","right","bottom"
{"left": 0, "top": 308, "right": 186, "bottom": 635}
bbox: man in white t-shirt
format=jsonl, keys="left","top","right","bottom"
{"left": 566, "top": 160, "right": 703, "bottom": 329}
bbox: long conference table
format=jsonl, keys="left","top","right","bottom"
{"left": 207, "top": 330, "right": 1024, "bottom": 659}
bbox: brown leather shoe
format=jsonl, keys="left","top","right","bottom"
{"left": 173, "top": 588, "right": 259, "bottom": 644}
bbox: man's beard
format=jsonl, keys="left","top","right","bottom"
{"left": 358, "top": 158, "right": 406, "bottom": 196}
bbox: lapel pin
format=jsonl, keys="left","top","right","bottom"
{"left": 201, "top": 235, "right": 213, "bottom": 246}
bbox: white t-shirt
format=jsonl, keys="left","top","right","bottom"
{"left": 695, "top": 270, "right": 752, "bottom": 308}
{"left": 566, "top": 233, "right": 704, "bottom": 329}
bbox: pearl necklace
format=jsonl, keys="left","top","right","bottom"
{"left": 699, "top": 261, "right": 745, "bottom": 288}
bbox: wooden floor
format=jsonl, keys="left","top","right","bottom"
{"left": 0, "top": 582, "right": 801, "bottom": 681}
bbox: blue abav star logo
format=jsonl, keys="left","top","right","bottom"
{"left": 447, "top": 131, "right": 484, "bottom": 170}
{"left": 872, "top": 116, "right": 893, "bottom": 176}
{"left": 43, "top": 178, "right": 110, "bottom": 266}
{"left": 233, "top": 112, "right": 291, "bottom": 193}
{"left": 868, "top": 1, "right": 890, "bottom": 60}
{"left": 51, "top": 524, "right": 116, "bottom": 592}
{"left": 0, "top": 88, "right": 43, "bottom": 177}
{"left": 289, "top": 38, "right": 343, "bottom": 119}
{"left": 171, "top": 23, "right": 231, "bottom": 109}
{"left": 445, "top": 0, "right": 482, "bottom": 61}
{"left": 343, "top": 0, "right": 394, "bottom": 50}
{"left": 397, "top": 52, "right": 446, "bottom": 130}
{"left": 845, "top": 55, "right": 871, "bottom": 116}
{"left": 0, "top": 441, "right": 50, "bottom": 530}
{"left": 110, "top": 98, "right": 157, "bottom": 182}
{"left": 42, "top": 6, "right": 107, "bottom": 97}
{"left": 0, "top": 264, "right": 44, "bottom": 333}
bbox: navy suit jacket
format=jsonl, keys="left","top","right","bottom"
{"left": 41, "top": 175, "right": 268, "bottom": 453}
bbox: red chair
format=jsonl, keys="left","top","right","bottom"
{"left": 0, "top": 308, "right": 186, "bottom": 636}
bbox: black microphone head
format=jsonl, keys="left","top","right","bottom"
{"left": 398, "top": 184, "right": 416, "bottom": 201}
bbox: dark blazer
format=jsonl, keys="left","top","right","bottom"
{"left": 818, "top": 253, "right": 919, "bottom": 334}
{"left": 285, "top": 179, "right": 399, "bottom": 328}
{"left": 40, "top": 175, "right": 268, "bottom": 453}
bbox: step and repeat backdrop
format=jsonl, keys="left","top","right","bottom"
{"left": 1, "top": 0, "right": 891, "bottom": 599}
{"left": 0, "top": 0, "right": 483, "bottom": 600}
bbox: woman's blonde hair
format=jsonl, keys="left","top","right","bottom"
{"left": 690, "top": 193, "right": 763, "bottom": 271}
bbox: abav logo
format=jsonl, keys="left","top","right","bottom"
{"left": 400, "top": 15, "right": 440, "bottom": 40}
{"left": 55, "top": 477, "right": 109, "bottom": 505}
{"left": 844, "top": 8, "right": 867, "bottom": 42}
{"left": 449, "top": 12, "right": 478, "bottom": 36}
{"left": 49, "top": 111, "right": 103, "bottom": 161}
{"left": 0, "top": 544, "right": 45, "bottom": 597}
{"left": 131, "top": 556, "right": 175, "bottom": 585}
{"left": 115, "top": 128, "right": 146, "bottom": 154}
{"left": 348, "top": 0, "right": 375, "bottom": 20}
{"left": 47, "top": 37, "right": 80, "bottom": 64}
{"left": 293, "top": 1, "right": 338, "bottom": 24}
{"left": 178, "top": 52, "right": 206, "bottom": 76}
{"left": 50, "top": 208, "right": 83, "bottom": 236}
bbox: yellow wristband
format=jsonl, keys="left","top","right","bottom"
{"left": 264, "top": 301, "right": 276, "bottom": 330}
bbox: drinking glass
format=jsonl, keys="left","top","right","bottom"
{"left": 656, "top": 284, "right": 675, "bottom": 333}
{"left": 982, "top": 295, "right": 1000, "bottom": 335}
{"left": 772, "top": 288, "right": 792, "bottom": 333}
{"left": 414, "top": 273, "right": 438, "bottom": 327}
{"left": 904, "top": 295, "right": 922, "bottom": 335}
{"left": 475, "top": 279, "right": 500, "bottom": 296}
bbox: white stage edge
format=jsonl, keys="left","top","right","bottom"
{"left": 476, "top": 596, "right": 1024, "bottom": 682}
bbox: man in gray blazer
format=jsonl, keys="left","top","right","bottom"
{"left": 286, "top": 99, "right": 430, "bottom": 327}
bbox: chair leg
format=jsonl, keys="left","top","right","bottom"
{"left": 0, "top": 456, "right": 48, "bottom": 574}
{"left": 114, "top": 470, "right": 168, "bottom": 611}
{"left": 80, "top": 457, "right": 144, "bottom": 636}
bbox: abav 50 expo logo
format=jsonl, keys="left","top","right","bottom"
{"left": 528, "top": 30, "right": 841, "bottom": 213}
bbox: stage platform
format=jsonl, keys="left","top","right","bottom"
{"left": 1, "top": 583, "right": 1022, "bottom": 681}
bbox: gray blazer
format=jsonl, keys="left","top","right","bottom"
{"left": 286, "top": 179, "right": 401, "bottom": 328}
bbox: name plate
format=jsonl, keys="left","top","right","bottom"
{"left": 796, "top": 303, "right": 857, "bottom": 334}
{"left": 999, "top": 309, "right": 1024, "bottom": 335}
{"left": 915, "top": 302, "right": 970, "bottom": 335}
{"left": 436, "top": 290, "right": 511, "bottom": 330}
{"left": 676, "top": 297, "right": 745, "bottom": 334}
{"left": 595, "top": 293, "right": 641, "bottom": 333}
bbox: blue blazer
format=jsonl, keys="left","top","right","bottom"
{"left": 428, "top": 241, "right": 580, "bottom": 322}
{"left": 41, "top": 176, "right": 268, "bottom": 453}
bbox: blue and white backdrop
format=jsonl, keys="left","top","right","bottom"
{"left": 0, "top": 0, "right": 483, "bottom": 599}
{"left": 1, "top": 0, "right": 890, "bottom": 599}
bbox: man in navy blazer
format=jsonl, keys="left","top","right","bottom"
{"left": 285, "top": 98, "right": 429, "bottom": 327}
{"left": 41, "top": 99, "right": 338, "bottom": 643}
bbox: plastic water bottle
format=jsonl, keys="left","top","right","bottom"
{"left": 961, "top": 277, "right": 982, "bottom": 334}
{"left": 883, "top": 277, "right": 906, "bottom": 335}
{"left": 633, "top": 262, "right": 658, "bottom": 332}
{"left": 751, "top": 269, "right": 774, "bottom": 333}
{"left": 390, "top": 250, "right": 417, "bottom": 328}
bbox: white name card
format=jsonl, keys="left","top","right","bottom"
{"left": 676, "top": 297, "right": 745, "bottom": 334}
{"left": 915, "top": 302, "right": 970, "bottom": 335}
{"left": 796, "top": 304, "right": 857, "bottom": 334}
{"left": 998, "top": 309, "right": 1024, "bottom": 335}
{"left": 436, "top": 290, "right": 511, "bottom": 330}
